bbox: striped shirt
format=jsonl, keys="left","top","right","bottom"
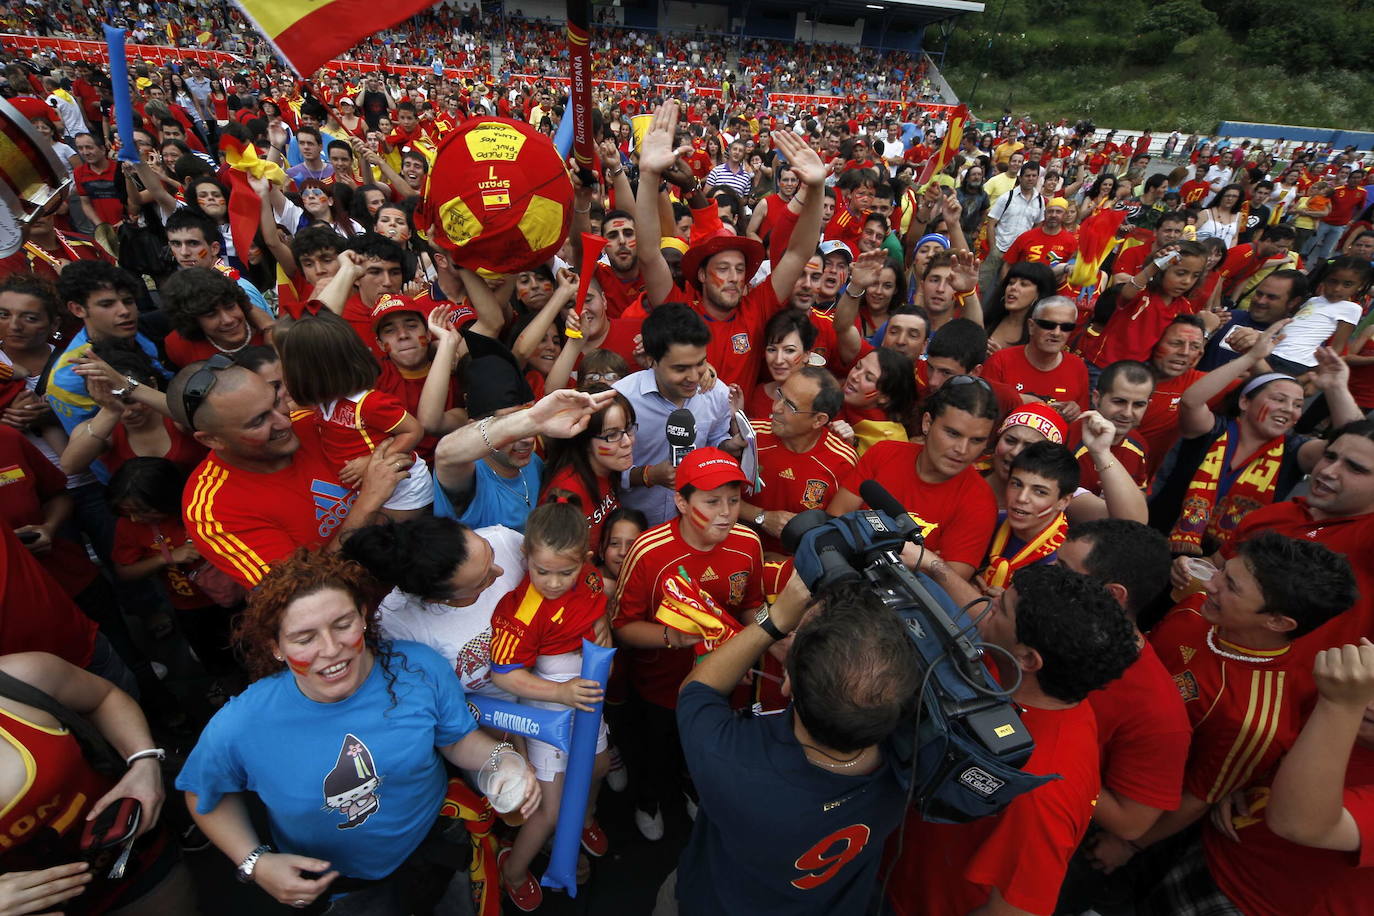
{"left": 706, "top": 162, "right": 753, "bottom": 200}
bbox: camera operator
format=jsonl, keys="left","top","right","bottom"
{"left": 653, "top": 572, "right": 921, "bottom": 915}
{"left": 886, "top": 562, "right": 1138, "bottom": 916}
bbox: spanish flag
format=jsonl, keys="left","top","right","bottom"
{"left": 655, "top": 568, "right": 742, "bottom": 654}
{"left": 917, "top": 103, "right": 969, "bottom": 188}
{"left": 1069, "top": 206, "right": 1127, "bottom": 290}
{"left": 219, "top": 134, "right": 287, "bottom": 270}
{"left": 229, "top": 0, "right": 443, "bottom": 75}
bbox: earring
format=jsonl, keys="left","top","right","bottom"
{"left": 274, "top": 655, "right": 283, "bottom": 662}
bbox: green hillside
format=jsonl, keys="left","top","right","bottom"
{"left": 940, "top": 0, "right": 1374, "bottom": 134}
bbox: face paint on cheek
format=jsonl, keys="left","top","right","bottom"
{"left": 285, "top": 655, "right": 312, "bottom": 675}
{"left": 862, "top": 387, "right": 881, "bottom": 401}
{"left": 347, "top": 632, "right": 365, "bottom": 652}
{"left": 593, "top": 443, "right": 619, "bottom": 457}
{"left": 1257, "top": 403, "right": 1270, "bottom": 423}
{"left": 689, "top": 505, "right": 714, "bottom": 529}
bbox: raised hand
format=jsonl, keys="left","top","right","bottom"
{"left": 1078, "top": 409, "right": 1116, "bottom": 453}
{"left": 948, "top": 249, "right": 980, "bottom": 294}
{"left": 638, "top": 103, "right": 686, "bottom": 175}
{"left": 1309, "top": 345, "right": 1351, "bottom": 392}
{"left": 1244, "top": 317, "right": 1290, "bottom": 361}
{"left": 773, "top": 130, "right": 825, "bottom": 187}
{"left": 848, "top": 248, "right": 887, "bottom": 292}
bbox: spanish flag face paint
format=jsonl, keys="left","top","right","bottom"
{"left": 276, "top": 589, "right": 372, "bottom": 703}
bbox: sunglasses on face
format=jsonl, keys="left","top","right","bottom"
{"left": 1032, "top": 318, "right": 1077, "bottom": 333}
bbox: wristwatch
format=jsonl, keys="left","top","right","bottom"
{"left": 236, "top": 844, "right": 272, "bottom": 884}
{"left": 110, "top": 376, "right": 142, "bottom": 399}
{"left": 754, "top": 605, "right": 786, "bottom": 641}
{"left": 752, "top": 511, "right": 766, "bottom": 528}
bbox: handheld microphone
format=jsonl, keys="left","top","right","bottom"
{"left": 666, "top": 408, "right": 695, "bottom": 467}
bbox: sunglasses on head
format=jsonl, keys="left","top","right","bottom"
{"left": 1032, "top": 318, "right": 1077, "bottom": 333}
{"left": 180, "top": 354, "right": 236, "bottom": 431}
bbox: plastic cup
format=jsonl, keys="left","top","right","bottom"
{"left": 1171, "top": 557, "right": 1217, "bottom": 603}
{"left": 476, "top": 750, "right": 528, "bottom": 827}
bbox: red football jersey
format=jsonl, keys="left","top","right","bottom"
{"left": 1086, "top": 639, "right": 1190, "bottom": 809}
{"left": 982, "top": 346, "right": 1090, "bottom": 410}
{"left": 612, "top": 518, "right": 764, "bottom": 708}
{"left": 1204, "top": 747, "right": 1374, "bottom": 916}
{"left": 184, "top": 416, "right": 357, "bottom": 586}
{"left": 689, "top": 281, "right": 786, "bottom": 390}
{"left": 1137, "top": 369, "right": 1203, "bottom": 481}
{"left": 595, "top": 262, "right": 646, "bottom": 320}
{"left": 314, "top": 389, "right": 409, "bottom": 466}
{"left": 1081, "top": 290, "right": 1194, "bottom": 367}
{"left": 1067, "top": 423, "right": 1150, "bottom": 495}
{"left": 1002, "top": 227, "right": 1079, "bottom": 270}
{"left": 489, "top": 569, "right": 607, "bottom": 671}
{"left": 841, "top": 440, "right": 996, "bottom": 570}
{"left": 541, "top": 465, "right": 619, "bottom": 555}
{"left": 1149, "top": 604, "right": 1311, "bottom": 804}
{"left": 750, "top": 421, "right": 857, "bottom": 553}
{"left": 886, "top": 703, "right": 1100, "bottom": 916}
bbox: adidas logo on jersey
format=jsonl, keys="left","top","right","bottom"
{"left": 780, "top": 468, "right": 795, "bottom": 479}
{"left": 1179, "top": 646, "right": 1196, "bottom": 665}
{"left": 700, "top": 567, "right": 718, "bottom": 582}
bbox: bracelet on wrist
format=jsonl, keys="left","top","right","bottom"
{"left": 1095, "top": 459, "right": 1117, "bottom": 474}
{"left": 662, "top": 625, "right": 672, "bottom": 648}
{"left": 843, "top": 284, "right": 866, "bottom": 299}
{"left": 478, "top": 416, "right": 497, "bottom": 454}
{"left": 125, "top": 747, "right": 166, "bottom": 766}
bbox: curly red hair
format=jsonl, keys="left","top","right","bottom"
{"left": 233, "top": 548, "right": 386, "bottom": 681}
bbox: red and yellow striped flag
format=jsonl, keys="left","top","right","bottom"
{"left": 229, "top": 0, "right": 441, "bottom": 75}
{"left": 1069, "top": 207, "right": 1127, "bottom": 289}
{"left": 917, "top": 103, "right": 969, "bottom": 187}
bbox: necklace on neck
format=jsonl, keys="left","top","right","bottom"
{"left": 211, "top": 328, "right": 253, "bottom": 354}
{"left": 801, "top": 743, "right": 868, "bottom": 769}
{"left": 1206, "top": 627, "right": 1284, "bottom": 663}
{"left": 493, "top": 462, "right": 530, "bottom": 506}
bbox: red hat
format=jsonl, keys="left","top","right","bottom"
{"left": 676, "top": 447, "right": 748, "bottom": 492}
{"left": 680, "top": 229, "right": 765, "bottom": 291}
{"left": 369, "top": 293, "right": 433, "bottom": 332}
{"left": 998, "top": 403, "right": 1067, "bottom": 445}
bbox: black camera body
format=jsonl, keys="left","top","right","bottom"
{"left": 782, "top": 483, "right": 1053, "bottom": 824}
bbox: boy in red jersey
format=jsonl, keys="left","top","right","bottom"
{"left": 612, "top": 447, "right": 764, "bottom": 841}
{"left": 1098, "top": 533, "right": 1358, "bottom": 881}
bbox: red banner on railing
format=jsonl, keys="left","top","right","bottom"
{"left": 1, "top": 33, "right": 959, "bottom": 118}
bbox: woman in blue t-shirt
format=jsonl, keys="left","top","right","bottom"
{"left": 177, "top": 549, "right": 540, "bottom": 913}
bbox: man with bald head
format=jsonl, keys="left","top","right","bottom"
{"left": 171, "top": 356, "right": 410, "bottom": 586}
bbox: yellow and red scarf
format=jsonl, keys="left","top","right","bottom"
{"left": 981, "top": 511, "right": 1069, "bottom": 590}
{"left": 438, "top": 778, "right": 500, "bottom": 916}
{"left": 655, "top": 567, "right": 742, "bottom": 655}
{"left": 1169, "top": 425, "right": 1285, "bottom": 555}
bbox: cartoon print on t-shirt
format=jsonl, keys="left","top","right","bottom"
{"left": 323, "top": 733, "right": 381, "bottom": 829}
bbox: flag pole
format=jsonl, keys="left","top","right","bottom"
{"left": 566, "top": 0, "right": 597, "bottom": 186}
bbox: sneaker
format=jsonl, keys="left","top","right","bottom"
{"left": 605, "top": 747, "right": 627, "bottom": 792}
{"left": 634, "top": 807, "right": 664, "bottom": 842}
{"left": 684, "top": 794, "right": 699, "bottom": 822}
{"left": 497, "top": 847, "right": 543, "bottom": 912}
{"left": 580, "top": 820, "right": 609, "bottom": 857}
{"left": 178, "top": 822, "right": 211, "bottom": 853}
